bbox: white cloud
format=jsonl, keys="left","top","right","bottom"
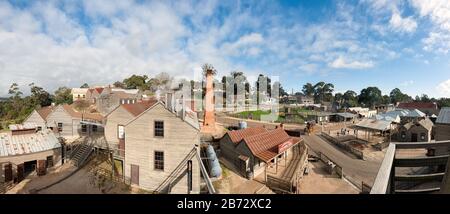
{"left": 437, "top": 79, "right": 450, "bottom": 97}
{"left": 400, "top": 80, "right": 414, "bottom": 87}
{"left": 298, "top": 63, "right": 318, "bottom": 74}
{"left": 389, "top": 10, "right": 417, "bottom": 33}
{"left": 329, "top": 56, "right": 374, "bottom": 69}
{"left": 410, "top": 0, "right": 450, "bottom": 53}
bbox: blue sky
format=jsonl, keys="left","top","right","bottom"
{"left": 0, "top": 0, "right": 450, "bottom": 98}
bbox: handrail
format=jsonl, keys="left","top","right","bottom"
{"left": 370, "top": 143, "right": 396, "bottom": 194}
{"left": 371, "top": 140, "right": 450, "bottom": 194}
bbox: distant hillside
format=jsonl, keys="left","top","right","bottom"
{"left": 0, "top": 97, "right": 7, "bottom": 102}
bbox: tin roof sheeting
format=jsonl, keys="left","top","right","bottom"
{"left": 0, "top": 130, "right": 61, "bottom": 157}
{"left": 9, "top": 123, "right": 37, "bottom": 131}
{"left": 436, "top": 108, "right": 450, "bottom": 124}
{"left": 355, "top": 119, "right": 392, "bottom": 131}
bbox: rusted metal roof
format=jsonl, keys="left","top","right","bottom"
{"left": 242, "top": 128, "right": 301, "bottom": 163}
{"left": 397, "top": 102, "right": 438, "bottom": 110}
{"left": 0, "top": 130, "right": 61, "bottom": 157}
{"left": 36, "top": 106, "right": 55, "bottom": 120}
{"left": 121, "top": 99, "right": 158, "bottom": 117}
{"left": 226, "top": 127, "right": 267, "bottom": 144}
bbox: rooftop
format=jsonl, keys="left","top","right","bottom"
{"left": 36, "top": 106, "right": 55, "bottom": 120}
{"left": 436, "top": 107, "right": 450, "bottom": 124}
{"left": 241, "top": 128, "right": 301, "bottom": 162}
{"left": 121, "top": 99, "right": 158, "bottom": 117}
{"left": 226, "top": 126, "right": 267, "bottom": 144}
{"left": 0, "top": 130, "right": 61, "bottom": 157}
{"left": 397, "top": 102, "right": 438, "bottom": 110}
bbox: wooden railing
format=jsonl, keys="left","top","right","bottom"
{"left": 371, "top": 140, "right": 450, "bottom": 194}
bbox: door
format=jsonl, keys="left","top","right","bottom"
{"left": 131, "top": 164, "right": 139, "bottom": 185}
{"left": 17, "top": 164, "right": 24, "bottom": 182}
{"left": 411, "top": 133, "right": 418, "bottom": 142}
{"left": 37, "top": 160, "right": 46, "bottom": 176}
{"left": 4, "top": 163, "right": 12, "bottom": 182}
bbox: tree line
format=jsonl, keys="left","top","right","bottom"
{"left": 299, "top": 82, "right": 450, "bottom": 109}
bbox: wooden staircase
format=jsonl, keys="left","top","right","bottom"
{"left": 70, "top": 138, "right": 94, "bottom": 167}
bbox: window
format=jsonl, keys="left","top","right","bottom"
{"left": 421, "top": 133, "right": 426, "bottom": 140}
{"left": 154, "top": 151, "right": 164, "bottom": 171}
{"left": 81, "top": 124, "right": 87, "bottom": 133}
{"left": 46, "top": 156, "right": 53, "bottom": 168}
{"left": 58, "top": 123, "right": 63, "bottom": 132}
{"left": 118, "top": 125, "right": 125, "bottom": 139}
{"left": 92, "top": 125, "right": 98, "bottom": 132}
{"left": 37, "top": 126, "right": 42, "bottom": 132}
{"left": 154, "top": 121, "right": 164, "bottom": 137}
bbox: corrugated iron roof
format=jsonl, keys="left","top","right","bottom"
{"left": 242, "top": 128, "right": 301, "bottom": 162}
{"left": 0, "top": 130, "right": 61, "bottom": 157}
{"left": 398, "top": 102, "right": 438, "bottom": 109}
{"left": 436, "top": 107, "right": 450, "bottom": 124}
{"left": 122, "top": 99, "right": 158, "bottom": 117}
{"left": 9, "top": 123, "right": 37, "bottom": 131}
{"left": 226, "top": 127, "right": 267, "bottom": 144}
{"left": 355, "top": 119, "right": 392, "bottom": 131}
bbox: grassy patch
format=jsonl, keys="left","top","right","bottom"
{"left": 235, "top": 110, "right": 272, "bottom": 120}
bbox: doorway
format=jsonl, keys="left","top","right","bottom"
{"left": 131, "top": 164, "right": 139, "bottom": 185}
{"left": 411, "top": 133, "right": 418, "bottom": 142}
{"left": 24, "top": 160, "right": 37, "bottom": 177}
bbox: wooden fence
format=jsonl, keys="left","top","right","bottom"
{"left": 320, "top": 132, "right": 364, "bottom": 159}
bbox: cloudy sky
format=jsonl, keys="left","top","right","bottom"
{"left": 0, "top": 0, "right": 450, "bottom": 98}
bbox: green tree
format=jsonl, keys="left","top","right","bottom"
{"left": 313, "top": 82, "right": 334, "bottom": 103}
{"left": 358, "top": 87, "right": 382, "bottom": 108}
{"left": 334, "top": 92, "right": 344, "bottom": 107}
{"left": 343, "top": 90, "right": 358, "bottom": 107}
{"left": 54, "top": 87, "right": 73, "bottom": 105}
{"left": 113, "top": 81, "right": 125, "bottom": 89}
{"left": 80, "top": 83, "right": 89, "bottom": 88}
{"left": 29, "top": 83, "right": 52, "bottom": 107}
{"left": 302, "top": 83, "right": 315, "bottom": 97}
{"left": 123, "top": 75, "right": 149, "bottom": 90}
{"left": 389, "top": 88, "right": 411, "bottom": 104}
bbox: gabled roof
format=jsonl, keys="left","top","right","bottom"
{"left": 95, "top": 87, "right": 104, "bottom": 94}
{"left": 418, "top": 118, "right": 434, "bottom": 131}
{"left": 397, "top": 102, "right": 438, "bottom": 109}
{"left": 226, "top": 127, "right": 267, "bottom": 144}
{"left": 436, "top": 107, "right": 450, "bottom": 124}
{"left": 36, "top": 106, "right": 55, "bottom": 120}
{"left": 61, "top": 104, "right": 103, "bottom": 121}
{"left": 122, "top": 100, "right": 158, "bottom": 117}
{"left": 241, "top": 128, "right": 301, "bottom": 162}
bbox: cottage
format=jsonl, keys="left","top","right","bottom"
{"left": 333, "top": 112, "right": 357, "bottom": 122}
{"left": 23, "top": 105, "right": 54, "bottom": 131}
{"left": 220, "top": 127, "right": 303, "bottom": 179}
{"left": 96, "top": 87, "right": 143, "bottom": 115}
{"left": 435, "top": 108, "right": 450, "bottom": 141}
{"left": 86, "top": 87, "right": 105, "bottom": 104}
{"left": 71, "top": 88, "right": 89, "bottom": 101}
{"left": 397, "top": 118, "right": 434, "bottom": 142}
{"left": 104, "top": 99, "right": 157, "bottom": 157}
{"left": 0, "top": 126, "right": 61, "bottom": 183}
{"left": 46, "top": 104, "right": 103, "bottom": 140}
{"left": 123, "top": 101, "right": 201, "bottom": 193}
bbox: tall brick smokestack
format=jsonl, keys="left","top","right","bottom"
{"left": 202, "top": 68, "right": 216, "bottom": 132}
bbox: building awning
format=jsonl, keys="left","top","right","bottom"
{"left": 354, "top": 119, "right": 392, "bottom": 131}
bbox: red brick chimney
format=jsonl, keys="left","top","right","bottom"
{"left": 202, "top": 69, "right": 216, "bottom": 132}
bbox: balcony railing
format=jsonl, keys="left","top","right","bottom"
{"left": 371, "top": 140, "right": 450, "bottom": 194}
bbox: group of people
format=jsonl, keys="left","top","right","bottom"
{"left": 337, "top": 128, "right": 351, "bottom": 137}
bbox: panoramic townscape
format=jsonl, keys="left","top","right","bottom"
{"left": 1, "top": 0, "right": 450, "bottom": 196}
